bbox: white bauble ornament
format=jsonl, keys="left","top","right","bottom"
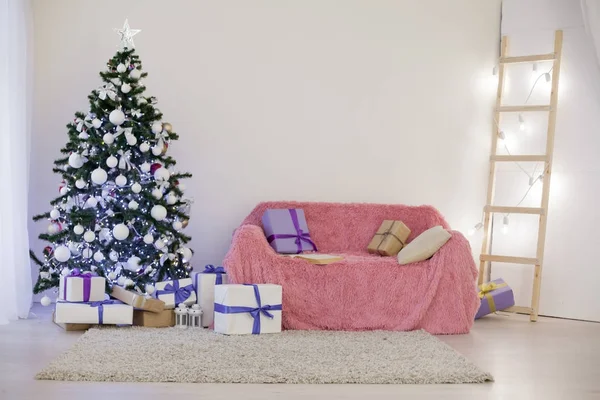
{"left": 47, "top": 224, "right": 58, "bottom": 234}
{"left": 152, "top": 188, "right": 163, "bottom": 199}
{"left": 124, "top": 278, "right": 134, "bottom": 288}
{"left": 180, "top": 247, "right": 193, "bottom": 262}
{"left": 54, "top": 246, "right": 71, "bottom": 262}
{"left": 153, "top": 167, "right": 170, "bottom": 181}
{"left": 117, "top": 63, "right": 127, "bottom": 73}
{"left": 68, "top": 242, "right": 80, "bottom": 255}
{"left": 145, "top": 284, "right": 155, "bottom": 295}
{"left": 83, "top": 230, "right": 96, "bottom": 243}
{"left": 40, "top": 271, "right": 50, "bottom": 279}
{"left": 111, "top": 78, "right": 121, "bottom": 86}
{"left": 75, "top": 179, "right": 87, "bottom": 189}
{"left": 140, "top": 162, "right": 151, "bottom": 173}
{"left": 103, "top": 133, "right": 115, "bottom": 145}
{"left": 109, "top": 250, "right": 119, "bottom": 262}
{"left": 127, "top": 256, "right": 141, "bottom": 271}
{"left": 91, "top": 168, "right": 108, "bottom": 185}
{"left": 172, "top": 221, "right": 183, "bottom": 230}
{"left": 68, "top": 153, "right": 84, "bottom": 169}
{"left": 113, "top": 223, "right": 130, "bottom": 241}
{"left": 139, "top": 142, "right": 150, "bottom": 152}
{"left": 126, "top": 135, "right": 137, "bottom": 146}
{"left": 93, "top": 251, "right": 104, "bottom": 262}
{"left": 106, "top": 156, "right": 118, "bottom": 168}
{"left": 121, "top": 83, "right": 131, "bottom": 94}
{"left": 50, "top": 209, "right": 60, "bottom": 220}
{"left": 151, "top": 145, "right": 163, "bottom": 156}
{"left": 154, "top": 239, "right": 166, "bottom": 249}
{"left": 108, "top": 271, "right": 117, "bottom": 280}
{"left": 115, "top": 174, "right": 127, "bottom": 187}
{"left": 151, "top": 122, "right": 163, "bottom": 134}
{"left": 85, "top": 197, "right": 98, "bottom": 208}
{"left": 130, "top": 69, "right": 141, "bottom": 80}
{"left": 166, "top": 194, "right": 178, "bottom": 205}
{"left": 151, "top": 205, "right": 167, "bottom": 221}
{"left": 128, "top": 200, "right": 139, "bottom": 210}
{"left": 117, "top": 276, "right": 126, "bottom": 286}
{"left": 92, "top": 118, "right": 102, "bottom": 129}
{"left": 131, "top": 183, "right": 142, "bottom": 193}
{"left": 40, "top": 296, "right": 51, "bottom": 307}
{"left": 78, "top": 132, "right": 89, "bottom": 140}
{"left": 60, "top": 186, "right": 69, "bottom": 196}
{"left": 73, "top": 224, "right": 84, "bottom": 235}
{"left": 138, "top": 97, "right": 147, "bottom": 105}
{"left": 143, "top": 233, "right": 154, "bottom": 244}
{"left": 178, "top": 183, "right": 186, "bottom": 191}
{"left": 109, "top": 109, "right": 125, "bottom": 126}
{"left": 82, "top": 248, "right": 93, "bottom": 259}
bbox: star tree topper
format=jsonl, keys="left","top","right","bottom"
{"left": 114, "top": 19, "right": 141, "bottom": 49}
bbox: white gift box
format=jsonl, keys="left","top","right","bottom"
{"left": 214, "top": 284, "right": 282, "bottom": 335}
{"left": 54, "top": 300, "right": 133, "bottom": 325}
{"left": 155, "top": 278, "right": 196, "bottom": 309}
{"left": 193, "top": 270, "right": 229, "bottom": 327}
{"left": 58, "top": 273, "right": 106, "bottom": 302}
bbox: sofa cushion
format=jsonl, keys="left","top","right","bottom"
{"left": 397, "top": 226, "right": 451, "bottom": 265}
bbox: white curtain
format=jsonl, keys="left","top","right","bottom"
{"left": 582, "top": 0, "right": 600, "bottom": 67}
{"left": 0, "top": 0, "right": 33, "bottom": 324}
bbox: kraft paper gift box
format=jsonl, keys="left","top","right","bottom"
{"left": 54, "top": 300, "right": 133, "bottom": 325}
{"left": 110, "top": 285, "right": 165, "bottom": 313}
{"left": 475, "top": 278, "right": 515, "bottom": 319}
{"left": 262, "top": 209, "right": 317, "bottom": 254}
{"left": 132, "top": 309, "right": 175, "bottom": 327}
{"left": 214, "top": 284, "right": 282, "bottom": 335}
{"left": 367, "top": 220, "right": 411, "bottom": 256}
{"left": 155, "top": 278, "right": 196, "bottom": 309}
{"left": 58, "top": 269, "right": 106, "bottom": 302}
{"left": 192, "top": 265, "right": 229, "bottom": 327}
{"left": 52, "top": 312, "right": 93, "bottom": 331}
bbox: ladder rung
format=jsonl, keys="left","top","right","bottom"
{"left": 485, "top": 206, "right": 545, "bottom": 215}
{"left": 491, "top": 155, "right": 547, "bottom": 162}
{"left": 480, "top": 255, "right": 539, "bottom": 264}
{"left": 497, "top": 105, "right": 551, "bottom": 112}
{"left": 501, "top": 306, "right": 534, "bottom": 315}
{"left": 500, "top": 53, "right": 556, "bottom": 64}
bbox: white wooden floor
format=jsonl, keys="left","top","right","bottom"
{"left": 1, "top": 305, "right": 599, "bottom": 400}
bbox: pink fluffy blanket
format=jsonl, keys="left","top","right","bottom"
{"left": 223, "top": 201, "right": 479, "bottom": 334}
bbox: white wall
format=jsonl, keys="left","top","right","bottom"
{"left": 497, "top": 0, "right": 600, "bottom": 321}
{"left": 29, "top": 0, "right": 501, "bottom": 299}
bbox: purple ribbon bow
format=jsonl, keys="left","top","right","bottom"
{"left": 90, "top": 300, "right": 115, "bottom": 324}
{"left": 203, "top": 265, "right": 225, "bottom": 285}
{"left": 214, "top": 284, "right": 282, "bottom": 334}
{"left": 156, "top": 280, "right": 193, "bottom": 305}
{"left": 64, "top": 268, "right": 94, "bottom": 302}
{"left": 266, "top": 209, "right": 317, "bottom": 254}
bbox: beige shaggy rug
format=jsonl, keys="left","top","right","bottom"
{"left": 36, "top": 327, "right": 492, "bottom": 384}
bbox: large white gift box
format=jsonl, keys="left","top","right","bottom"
{"left": 58, "top": 271, "right": 106, "bottom": 302}
{"left": 155, "top": 278, "right": 196, "bottom": 309}
{"left": 54, "top": 300, "right": 133, "bottom": 325}
{"left": 193, "top": 266, "right": 228, "bottom": 327}
{"left": 214, "top": 284, "right": 282, "bottom": 335}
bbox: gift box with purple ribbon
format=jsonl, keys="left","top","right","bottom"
{"left": 54, "top": 299, "right": 133, "bottom": 325}
{"left": 155, "top": 277, "right": 196, "bottom": 309}
{"left": 262, "top": 209, "right": 317, "bottom": 254}
{"left": 58, "top": 269, "right": 106, "bottom": 302}
{"left": 214, "top": 284, "right": 282, "bottom": 335}
{"left": 192, "top": 265, "right": 229, "bottom": 327}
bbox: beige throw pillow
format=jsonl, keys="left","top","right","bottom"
{"left": 397, "top": 225, "right": 451, "bottom": 265}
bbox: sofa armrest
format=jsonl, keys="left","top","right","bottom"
{"left": 223, "top": 224, "right": 277, "bottom": 283}
{"left": 432, "top": 230, "right": 478, "bottom": 280}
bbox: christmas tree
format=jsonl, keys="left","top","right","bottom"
{"left": 31, "top": 20, "right": 193, "bottom": 300}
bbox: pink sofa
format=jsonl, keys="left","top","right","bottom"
{"left": 223, "top": 201, "right": 479, "bottom": 334}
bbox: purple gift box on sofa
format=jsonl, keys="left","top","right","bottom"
{"left": 475, "top": 278, "right": 515, "bottom": 319}
{"left": 262, "top": 209, "right": 317, "bottom": 254}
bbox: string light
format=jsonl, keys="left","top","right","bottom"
{"left": 502, "top": 216, "right": 509, "bottom": 235}
{"left": 468, "top": 222, "right": 484, "bottom": 237}
{"left": 518, "top": 113, "right": 525, "bottom": 131}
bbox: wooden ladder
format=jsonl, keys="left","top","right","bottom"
{"left": 477, "top": 30, "right": 563, "bottom": 322}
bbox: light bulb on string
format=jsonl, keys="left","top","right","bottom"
{"left": 532, "top": 63, "right": 538, "bottom": 75}
{"left": 492, "top": 65, "right": 498, "bottom": 76}
{"left": 468, "top": 222, "right": 484, "bottom": 237}
{"left": 544, "top": 73, "right": 551, "bottom": 83}
{"left": 497, "top": 130, "right": 506, "bottom": 143}
{"left": 502, "top": 216, "right": 509, "bottom": 235}
{"left": 518, "top": 114, "right": 525, "bottom": 131}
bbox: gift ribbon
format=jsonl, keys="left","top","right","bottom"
{"left": 98, "top": 83, "right": 117, "bottom": 100}
{"left": 90, "top": 300, "right": 116, "bottom": 324}
{"left": 214, "top": 284, "right": 282, "bottom": 334}
{"left": 266, "top": 209, "right": 317, "bottom": 254}
{"left": 478, "top": 281, "right": 508, "bottom": 313}
{"left": 374, "top": 221, "right": 405, "bottom": 253}
{"left": 64, "top": 269, "right": 94, "bottom": 302}
{"left": 117, "top": 149, "right": 134, "bottom": 170}
{"left": 156, "top": 280, "right": 193, "bottom": 305}
{"left": 203, "top": 265, "right": 225, "bottom": 285}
